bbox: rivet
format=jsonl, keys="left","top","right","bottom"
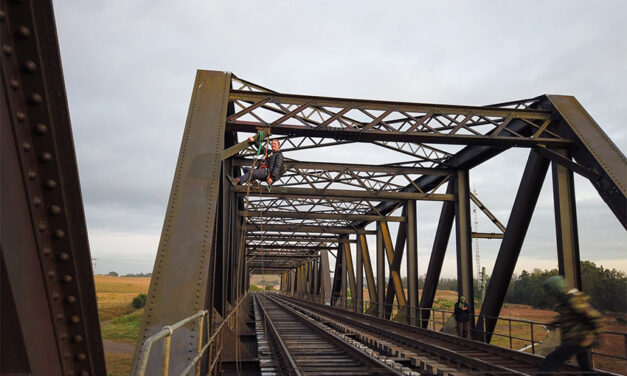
{"left": 62, "top": 274, "right": 73, "bottom": 283}
{"left": 58, "top": 252, "right": 70, "bottom": 261}
{"left": 50, "top": 205, "right": 62, "bottom": 215}
{"left": 45, "top": 179, "right": 57, "bottom": 189}
{"left": 42, "top": 246, "right": 51, "bottom": 255}
{"left": 69, "top": 315, "right": 80, "bottom": 324}
{"left": 0, "top": 10, "right": 5, "bottom": 22}
{"left": 2, "top": 44, "right": 13, "bottom": 56}
{"left": 60, "top": 333, "right": 68, "bottom": 340}
{"left": 33, "top": 196, "right": 42, "bottom": 206}
{"left": 16, "top": 111, "right": 26, "bottom": 122}
{"left": 63, "top": 352, "right": 71, "bottom": 359}
{"left": 66, "top": 295, "right": 76, "bottom": 304}
{"left": 35, "top": 123, "right": 48, "bottom": 134}
{"left": 23, "top": 60, "right": 37, "bottom": 73}
{"left": 56, "top": 313, "right": 64, "bottom": 321}
{"left": 75, "top": 353, "right": 86, "bottom": 361}
{"left": 28, "top": 169, "right": 37, "bottom": 180}
{"left": 81, "top": 371, "right": 90, "bottom": 376}
{"left": 40, "top": 152, "right": 52, "bottom": 162}
{"left": 48, "top": 270, "right": 56, "bottom": 279}
{"left": 29, "top": 93, "right": 42, "bottom": 104}
{"left": 38, "top": 222, "right": 46, "bottom": 232}
{"left": 54, "top": 229, "right": 65, "bottom": 239}
{"left": 17, "top": 25, "right": 31, "bottom": 38}
{"left": 22, "top": 142, "right": 31, "bottom": 151}
{"left": 10, "top": 79, "right": 19, "bottom": 90}
{"left": 72, "top": 335, "right": 83, "bottom": 343}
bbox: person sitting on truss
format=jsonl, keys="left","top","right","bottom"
{"left": 232, "top": 134, "right": 284, "bottom": 186}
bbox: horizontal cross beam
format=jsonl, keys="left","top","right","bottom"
{"left": 246, "top": 236, "right": 355, "bottom": 243}
{"left": 245, "top": 223, "right": 376, "bottom": 234}
{"left": 227, "top": 121, "right": 573, "bottom": 147}
{"left": 234, "top": 185, "right": 455, "bottom": 201}
{"left": 231, "top": 158, "right": 451, "bottom": 176}
{"left": 239, "top": 210, "right": 405, "bottom": 222}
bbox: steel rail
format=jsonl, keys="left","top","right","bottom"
{"left": 253, "top": 294, "right": 302, "bottom": 376}
{"left": 272, "top": 294, "right": 533, "bottom": 375}
{"left": 277, "top": 294, "right": 622, "bottom": 376}
{"left": 256, "top": 293, "right": 403, "bottom": 375}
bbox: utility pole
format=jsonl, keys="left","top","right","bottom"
{"left": 472, "top": 187, "right": 483, "bottom": 303}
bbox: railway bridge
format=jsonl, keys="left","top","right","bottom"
{"left": 2, "top": 2, "right": 626, "bottom": 375}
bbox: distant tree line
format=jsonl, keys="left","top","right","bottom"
{"left": 505, "top": 261, "right": 626, "bottom": 313}
{"left": 395, "top": 261, "right": 625, "bottom": 313}
{"left": 123, "top": 272, "right": 152, "bottom": 277}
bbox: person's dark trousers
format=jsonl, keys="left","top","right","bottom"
{"left": 238, "top": 167, "right": 268, "bottom": 184}
{"left": 456, "top": 321, "right": 470, "bottom": 338}
{"left": 539, "top": 343, "right": 595, "bottom": 376}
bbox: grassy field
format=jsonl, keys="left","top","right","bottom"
{"left": 95, "top": 275, "right": 149, "bottom": 376}
{"left": 96, "top": 276, "right": 625, "bottom": 375}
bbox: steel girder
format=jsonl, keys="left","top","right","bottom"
{"left": 1, "top": 2, "right": 105, "bottom": 375}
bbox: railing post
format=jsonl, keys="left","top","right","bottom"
{"left": 509, "top": 319, "right": 512, "bottom": 349}
{"left": 196, "top": 313, "right": 205, "bottom": 376}
{"left": 163, "top": 326, "right": 173, "bottom": 376}
{"left": 530, "top": 322, "right": 535, "bottom": 354}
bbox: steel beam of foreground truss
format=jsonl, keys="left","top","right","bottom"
{"left": 132, "top": 71, "right": 231, "bottom": 375}
{"left": 477, "top": 151, "right": 550, "bottom": 342}
{"left": 420, "top": 182, "right": 455, "bottom": 328}
{"left": 455, "top": 170, "right": 475, "bottom": 329}
{"left": 1, "top": 2, "right": 105, "bottom": 374}
{"left": 552, "top": 150, "right": 582, "bottom": 289}
{"left": 406, "top": 201, "right": 418, "bottom": 325}
{"left": 380, "top": 221, "right": 408, "bottom": 321}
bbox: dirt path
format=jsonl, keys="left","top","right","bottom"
{"left": 103, "top": 339, "right": 135, "bottom": 354}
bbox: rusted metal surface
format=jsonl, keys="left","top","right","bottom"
{"left": 1, "top": 1, "right": 105, "bottom": 374}
{"left": 131, "top": 70, "right": 231, "bottom": 375}
{"left": 547, "top": 95, "right": 626, "bottom": 227}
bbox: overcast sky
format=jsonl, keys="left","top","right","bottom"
{"left": 53, "top": 1, "right": 626, "bottom": 278}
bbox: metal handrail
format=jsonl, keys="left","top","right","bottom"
{"left": 135, "top": 310, "right": 208, "bottom": 376}
{"left": 135, "top": 292, "right": 250, "bottom": 376}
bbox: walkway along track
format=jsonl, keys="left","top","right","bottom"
{"left": 252, "top": 293, "right": 403, "bottom": 375}
{"left": 271, "top": 294, "right": 619, "bottom": 376}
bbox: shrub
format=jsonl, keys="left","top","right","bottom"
{"left": 132, "top": 293, "right": 147, "bottom": 309}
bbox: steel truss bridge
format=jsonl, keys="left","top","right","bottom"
{"left": 1, "top": 2, "right": 625, "bottom": 375}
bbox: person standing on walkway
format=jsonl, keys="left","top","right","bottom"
{"left": 539, "top": 275, "right": 605, "bottom": 376}
{"left": 454, "top": 296, "right": 470, "bottom": 338}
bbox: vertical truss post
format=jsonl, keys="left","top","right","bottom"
{"left": 331, "top": 245, "right": 344, "bottom": 306}
{"left": 381, "top": 219, "right": 408, "bottom": 322}
{"left": 455, "top": 169, "right": 475, "bottom": 331}
{"left": 376, "top": 223, "right": 386, "bottom": 318}
{"left": 319, "top": 249, "right": 333, "bottom": 305}
{"left": 477, "top": 151, "right": 549, "bottom": 342}
{"left": 290, "top": 270, "right": 296, "bottom": 295}
{"left": 552, "top": 150, "right": 582, "bottom": 289}
{"left": 133, "top": 71, "right": 230, "bottom": 375}
{"left": 420, "top": 181, "right": 455, "bottom": 327}
{"left": 356, "top": 234, "right": 364, "bottom": 313}
{"left": 359, "top": 234, "right": 378, "bottom": 314}
{"left": 344, "top": 243, "right": 358, "bottom": 311}
{"left": 312, "top": 259, "right": 320, "bottom": 301}
{"left": 406, "top": 200, "right": 418, "bottom": 325}
{"left": 341, "top": 244, "right": 348, "bottom": 309}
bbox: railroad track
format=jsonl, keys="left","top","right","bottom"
{"left": 271, "top": 293, "right": 619, "bottom": 376}
{"left": 252, "top": 293, "right": 405, "bottom": 375}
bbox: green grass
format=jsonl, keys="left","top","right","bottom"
{"left": 101, "top": 309, "right": 144, "bottom": 343}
